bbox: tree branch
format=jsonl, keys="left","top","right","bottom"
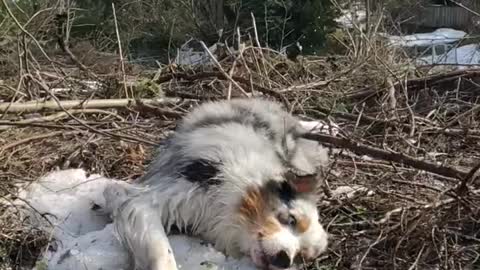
{"left": 302, "top": 133, "right": 468, "bottom": 180}
{"left": 0, "top": 98, "right": 181, "bottom": 113}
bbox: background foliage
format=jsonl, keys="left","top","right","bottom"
{"left": 224, "top": 0, "right": 339, "bottom": 54}
{"left": 2, "top": 0, "right": 340, "bottom": 63}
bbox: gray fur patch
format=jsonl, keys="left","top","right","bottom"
{"left": 139, "top": 98, "right": 326, "bottom": 190}
{"left": 185, "top": 105, "right": 275, "bottom": 139}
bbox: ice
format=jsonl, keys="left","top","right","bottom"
{"left": 386, "top": 28, "right": 466, "bottom": 47}
{"left": 12, "top": 169, "right": 257, "bottom": 270}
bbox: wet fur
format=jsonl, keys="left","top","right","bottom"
{"left": 104, "top": 98, "right": 329, "bottom": 270}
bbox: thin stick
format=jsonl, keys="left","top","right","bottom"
{"left": 199, "top": 41, "right": 249, "bottom": 97}
{"left": 226, "top": 28, "right": 245, "bottom": 100}
{"left": 332, "top": 188, "right": 480, "bottom": 229}
{"left": 155, "top": 71, "right": 289, "bottom": 107}
{"left": 226, "top": 48, "right": 245, "bottom": 100}
{"left": 1, "top": 0, "right": 52, "bottom": 62}
{"left": 55, "top": 8, "right": 92, "bottom": 76}
{"left": 0, "top": 130, "right": 83, "bottom": 153}
{"left": 449, "top": 0, "right": 480, "bottom": 17}
{"left": 250, "top": 12, "right": 269, "bottom": 82}
{"left": 0, "top": 109, "right": 125, "bottom": 131}
{"left": 0, "top": 98, "right": 181, "bottom": 113}
{"left": 112, "top": 3, "right": 129, "bottom": 98}
{"left": 10, "top": 75, "right": 160, "bottom": 146}
{"left": 445, "top": 103, "right": 480, "bottom": 128}
{"left": 386, "top": 77, "right": 397, "bottom": 116}
{"left": 402, "top": 75, "right": 416, "bottom": 137}
{"left": 302, "top": 133, "right": 468, "bottom": 180}
{"left": 456, "top": 161, "right": 480, "bottom": 194}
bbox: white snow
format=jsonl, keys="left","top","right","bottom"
{"left": 384, "top": 27, "right": 480, "bottom": 70}
{"left": 416, "top": 44, "right": 480, "bottom": 68}
{"left": 386, "top": 28, "right": 466, "bottom": 47}
{"left": 174, "top": 38, "right": 228, "bottom": 66}
{"left": 13, "top": 169, "right": 257, "bottom": 270}
{"left": 335, "top": 8, "right": 367, "bottom": 29}
{"left": 175, "top": 38, "right": 213, "bottom": 66}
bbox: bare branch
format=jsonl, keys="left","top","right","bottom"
{"left": 303, "top": 133, "right": 468, "bottom": 180}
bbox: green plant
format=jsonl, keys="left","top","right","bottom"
{"left": 224, "top": 0, "right": 339, "bottom": 54}
{"left": 34, "top": 260, "right": 48, "bottom": 270}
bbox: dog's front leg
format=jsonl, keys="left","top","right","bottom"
{"left": 147, "top": 226, "right": 177, "bottom": 270}
{"left": 114, "top": 197, "right": 178, "bottom": 270}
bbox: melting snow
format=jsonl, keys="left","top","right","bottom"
{"left": 416, "top": 44, "right": 480, "bottom": 68}
{"left": 14, "top": 169, "right": 257, "bottom": 270}
{"left": 335, "top": 9, "right": 367, "bottom": 29}
{"left": 386, "top": 28, "right": 466, "bottom": 47}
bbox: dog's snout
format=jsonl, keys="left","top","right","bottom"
{"left": 270, "top": 250, "right": 292, "bottom": 269}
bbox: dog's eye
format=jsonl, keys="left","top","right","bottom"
{"left": 278, "top": 213, "right": 297, "bottom": 227}
{"left": 287, "top": 215, "right": 297, "bottom": 226}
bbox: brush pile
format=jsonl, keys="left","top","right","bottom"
{"left": 2, "top": 11, "right": 480, "bottom": 270}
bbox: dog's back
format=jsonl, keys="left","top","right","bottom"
{"left": 140, "top": 98, "right": 325, "bottom": 186}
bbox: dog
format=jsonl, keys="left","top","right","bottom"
{"left": 104, "top": 98, "right": 329, "bottom": 270}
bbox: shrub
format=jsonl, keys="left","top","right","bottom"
{"left": 224, "top": 0, "right": 339, "bottom": 54}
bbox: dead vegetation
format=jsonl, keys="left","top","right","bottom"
{"left": 1, "top": 1, "right": 480, "bottom": 270}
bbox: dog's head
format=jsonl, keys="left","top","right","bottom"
{"left": 237, "top": 171, "right": 328, "bottom": 270}
{"left": 171, "top": 98, "right": 329, "bottom": 268}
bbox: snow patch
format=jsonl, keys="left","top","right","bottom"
{"left": 416, "top": 44, "right": 480, "bottom": 68}
{"left": 335, "top": 8, "right": 367, "bottom": 29}
{"left": 13, "top": 169, "right": 257, "bottom": 270}
{"left": 386, "top": 28, "right": 466, "bottom": 47}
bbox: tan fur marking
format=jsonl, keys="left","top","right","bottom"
{"left": 238, "top": 187, "right": 281, "bottom": 238}
{"left": 258, "top": 216, "right": 281, "bottom": 239}
{"left": 296, "top": 215, "right": 311, "bottom": 233}
{"left": 238, "top": 187, "right": 265, "bottom": 222}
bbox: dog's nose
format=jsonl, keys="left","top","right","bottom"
{"left": 270, "top": 250, "right": 292, "bottom": 269}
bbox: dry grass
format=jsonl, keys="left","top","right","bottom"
{"left": 1, "top": 2, "right": 480, "bottom": 270}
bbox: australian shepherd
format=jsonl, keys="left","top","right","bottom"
{"left": 104, "top": 98, "right": 329, "bottom": 270}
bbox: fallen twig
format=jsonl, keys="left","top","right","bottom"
{"left": 347, "top": 68, "right": 480, "bottom": 100}
{"left": 112, "top": 2, "right": 129, "bottom": 98}
{"left": 332, "top": 188, "right": 480, "bottom": 229}
{"left": 1, "top": 0, "right": 53, "bottom": 63}
{"left": 0, "top": 109, "right": 125, "bottom": 131}
{"left": 0, "top": 130, "right": 83, "bottom": 153}
{"left": 302, "top": 133, "right": 468, "bottom": 180}
{"left": 456, "top": 161, "right": 480, "bottom": 194}
{"left": 55, "top": 10, "right": 94, "bottom": 77}
{"left": 32, "top": 75, "right": 159, "bottom": 146}
{"left": 309, "top": 107, "right": 480, "bottom": 137}
{"left": 155, "top": 71, "right": 290, "bottom": 108}
{"left": 0, "top": 98, "right": 181, "bottom": 113}
{"left": 199, "top": 41, "right": 249, "bottom": 97}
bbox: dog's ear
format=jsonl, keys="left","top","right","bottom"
{"left": 285, "top": 172, "right": 318, "bottom": 194}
